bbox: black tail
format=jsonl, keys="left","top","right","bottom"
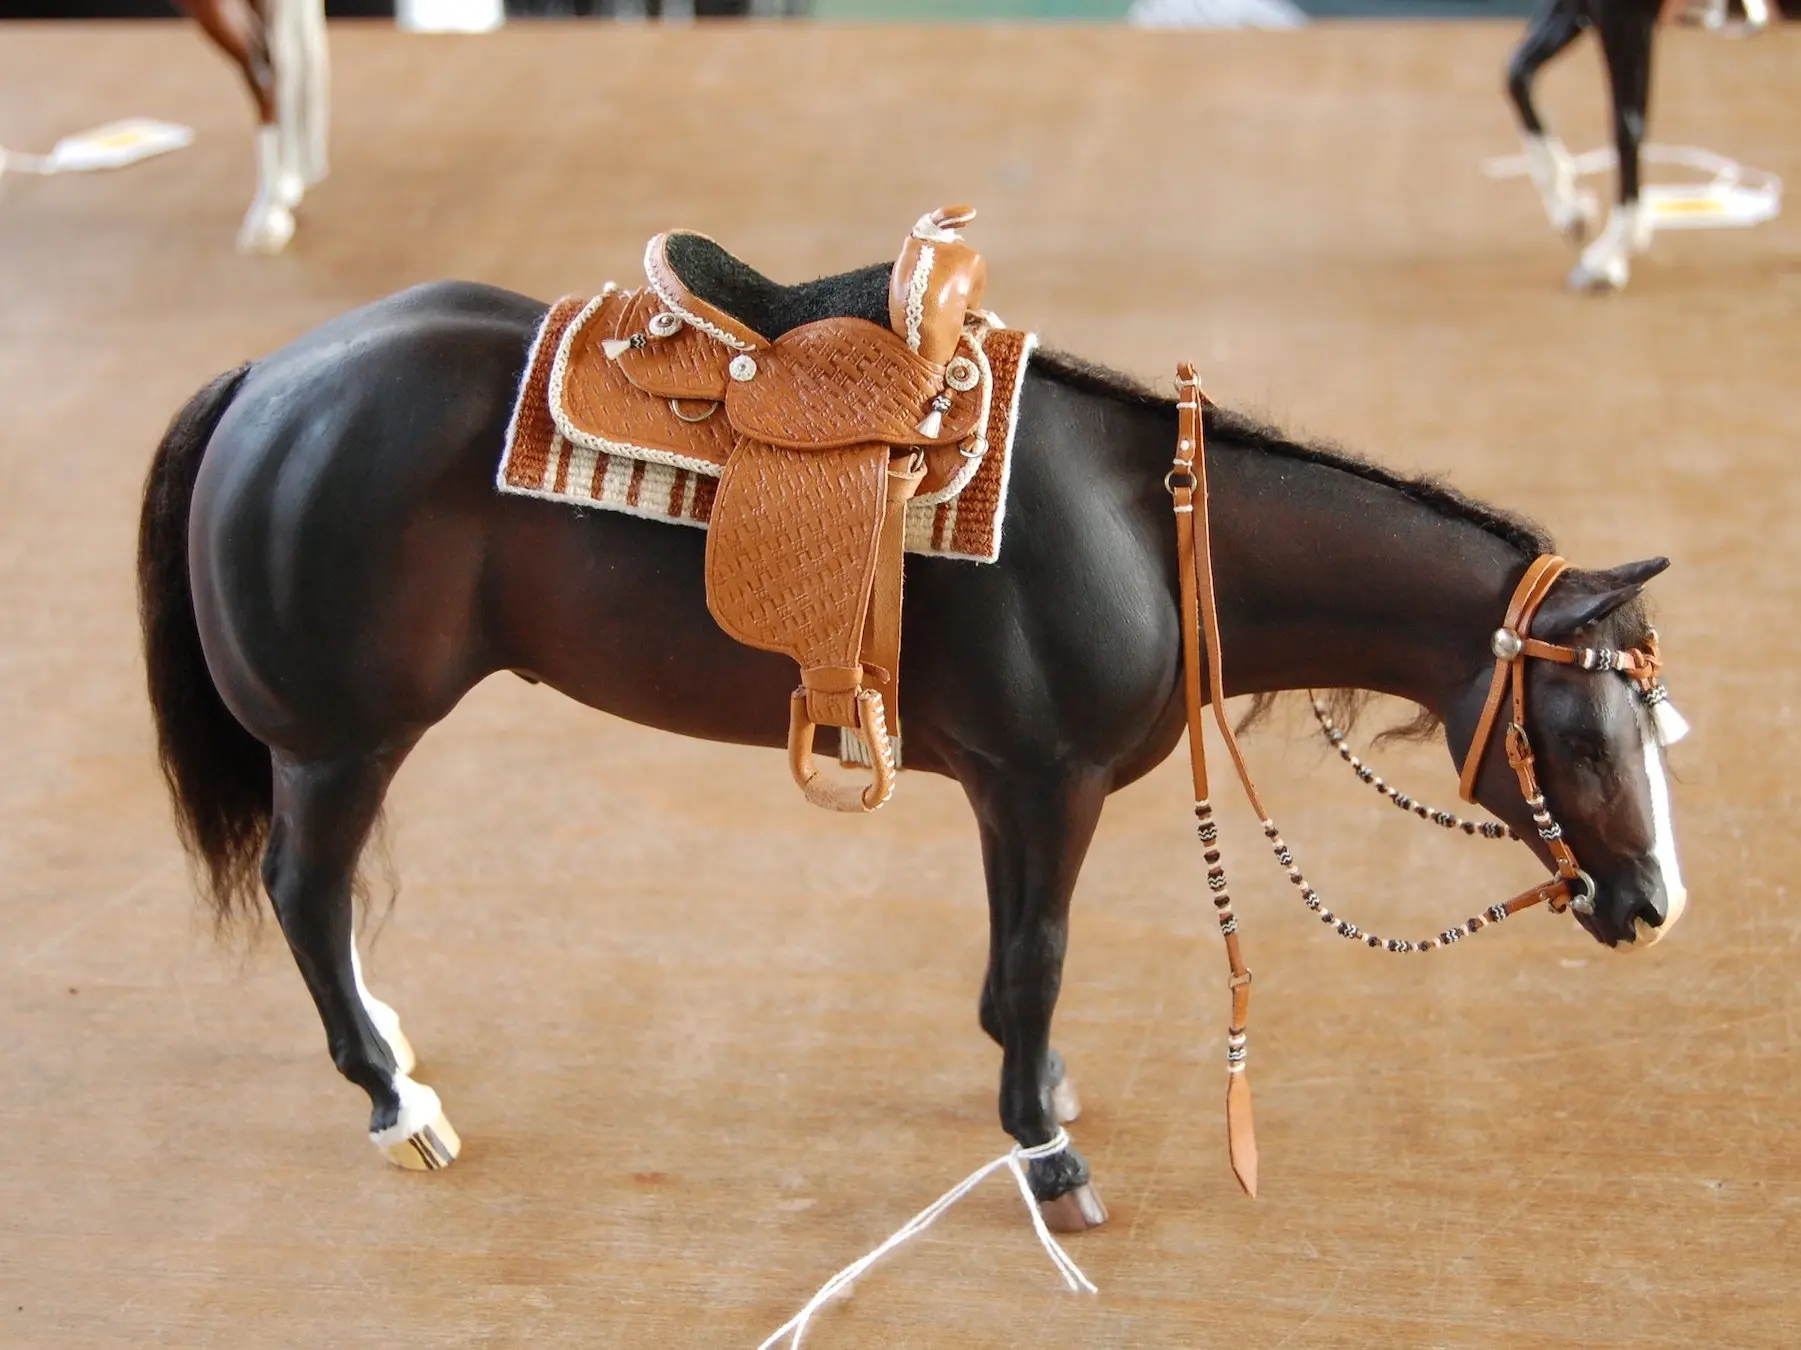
{"left": 138, "top": 364, "right": 272, "bottom": 928}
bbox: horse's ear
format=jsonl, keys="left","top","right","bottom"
{"left": 1534, "top": 557, "right": 1668, "bottom": 637}
{"left": 1591, "top": 556, "right": 1670, "bottom": 588}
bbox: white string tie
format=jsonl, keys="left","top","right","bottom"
{"left": 758, "top": 1127, "right": 1097, "bottom": 1349}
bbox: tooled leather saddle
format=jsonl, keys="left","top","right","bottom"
{"left": 557, "top": 206, "right": 996, "bottom": 812}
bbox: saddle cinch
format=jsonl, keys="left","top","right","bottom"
{"left": 560, "top": 206, "right": 995, "bottom": 812}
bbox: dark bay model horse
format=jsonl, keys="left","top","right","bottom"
{"left": 177, "top": 0, "right": 327, "bottom": 252}
{"left": 139, "top": 280, "right": 1686, "bottom": 1224}
{"left": 1506, "top": 0, "right": 1769, "bottom": 290}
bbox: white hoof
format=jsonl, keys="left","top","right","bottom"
{"left": 237, "top": 201, "right": 295, "bottom": 255}
{"left": 1050, "top": 1073, "right": 1082, "bottom": 1125}
{"left": 371, "top": 1078, "right": 461, "bottom": 1171}
{"left": 1568, "top": 254, "right": 1629, "bottom": 292}
{"left": 377, "top": 1113, "right": 461, "bottom": 1171}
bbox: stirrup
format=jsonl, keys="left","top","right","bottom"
{"left": 788, "top": 688, "right": 897, "bottom": 813}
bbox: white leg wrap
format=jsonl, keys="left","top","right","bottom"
{"left": 1571, "top": 202, "right": 1641, "bottom": 290}
{"left": 269, "top": 0, "right": 330, "bottom": 206}
{"left": 236, "top": 125, "right": 296, "bottom": 254}
{"left": 1520, "top": 132, "right": 1595, "bottom": 240}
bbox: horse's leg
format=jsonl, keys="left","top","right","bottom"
{"left": 965, "top": 766, "right": 1109, "bottom": 1232}
{"left": 176, "top": 0, "right": 293, "bottom": 253}
{"left": 976, "top": 841, "right": 1080, "bottom": 1126}
{"left": 264, "top": 747, "right": 460, "bottom": 1170}
{"left": 266, "top": 0, "right": 331, "bottom": 215}
{"left": 1505, "top": 0, "right": 1598, "bottom": 242}
{"left": 1572, "top": 0, "right": 1659, "bottom": 290}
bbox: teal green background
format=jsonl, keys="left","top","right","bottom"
{"left": 810, "top": 0, "right": 1537, "bottom": 16}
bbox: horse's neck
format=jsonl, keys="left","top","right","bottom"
{"left": 1204, "top": 432, "right": 1530, "bottom": 717}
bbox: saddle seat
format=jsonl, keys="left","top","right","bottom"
{"left": 655, "top": 205, "right": 987, "bottom": 364}
{"left": 569, "top": 207, "right": 997, "bottom": 814}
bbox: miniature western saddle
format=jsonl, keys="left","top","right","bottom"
{"left": 560, "top": 206, "right": 994, "bottom": 812}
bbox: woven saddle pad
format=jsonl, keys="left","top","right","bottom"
{"left": 497, "top": 291, "right": 1036, "bottom": 564}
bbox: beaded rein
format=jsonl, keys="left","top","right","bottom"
{"left": 1168, "top": 366, "right": 1681, "bottom": 1196}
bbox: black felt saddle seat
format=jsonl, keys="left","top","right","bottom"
{"left": 660, "top": 233, "right": 892, "bottom": 340}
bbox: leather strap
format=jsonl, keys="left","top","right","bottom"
{"left": 1458, "top": 555, "right": 1567, "bottom": 804}
{"left": 1172, "top": 364, "right": 1258, "bottom": 1198}
{"left": 859, "top": 453, "right": 927, "bottom": 740}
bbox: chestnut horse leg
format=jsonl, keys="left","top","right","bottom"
{"left": 1571, "top": 0, "right": 1659, "bottom": 290}
{"left": 177, "top": 0, "right": 302, "bottom": 252}
{"left": 964, "top": 765, "right": 1110, "bottom": 1232}
{"left": 1505, "top": 0, "right": 1599, "bottom": 243}
{"left": 263, "top": 747, "right": 461, "bottom": 1170}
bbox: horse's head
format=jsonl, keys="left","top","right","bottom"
{"left": 1450, "top": 557, "right": 1688, "bottom": 950}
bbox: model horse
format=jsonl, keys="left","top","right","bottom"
{"left": 138, "top": 279, "right": 1686, "bottom": 1226}
{"left": 177, "top": 0, "right": 328, "bottom": 252}
{"left": 1506, "top": 0, "right": 1769, "bottom": 290}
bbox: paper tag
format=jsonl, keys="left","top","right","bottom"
{"left": 47, "top": 119, "right": 194, "bottom": 173}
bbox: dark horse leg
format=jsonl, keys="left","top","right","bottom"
{"left": 264, "top": 746, "right": 459, "bottom": 1169}
{"left": 965, "top": 765, "right": 1110, "bottom": 1232}
{"left": 1570, "top": 0, "right": 1659, "bottom": 290}
{"left": 1505, "top": 0, "right": 1599, "bottom": 243}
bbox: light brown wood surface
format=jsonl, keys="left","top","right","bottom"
{"left": 2, "top": 19, "right": 1797, "bottom": 1349}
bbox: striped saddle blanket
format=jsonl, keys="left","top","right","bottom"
{"left": 497, "top": 291, "right": 1035, "bottom": 565}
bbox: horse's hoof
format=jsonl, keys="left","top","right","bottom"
{"left": 1567, "top": 256, "right": 1627, "bottom": 293}
{"left": 1050, "top": 1072, "right": 1082, "bottom": 1125}
{"left": 1038, "top": 1182, "right": 1108, "bottom": 1233}
{"left": 237, "top": 203, "right": 296, "bottom": 255}
{"left": 377, "top": 1111, "right": 461, "bottom": 1171}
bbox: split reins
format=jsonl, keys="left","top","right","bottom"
{"left": 1167, "top": 365, "right": 1673, "bottom": 1197}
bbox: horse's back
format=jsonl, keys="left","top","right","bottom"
{"left": 189, "top": 281, "right": 549, "bottom": 756}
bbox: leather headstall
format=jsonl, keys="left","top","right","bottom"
{"left": 1455, "top": 554, "right": 1666, "bottom": 918}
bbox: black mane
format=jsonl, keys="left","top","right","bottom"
{"left": 1029, "top": 348, "right": 1555, "bottom": 557}
{"left": 1028, "top": 347, "right": 1579, "bottom": 743}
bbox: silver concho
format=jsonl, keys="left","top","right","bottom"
{"left": 648, "top": 311, "right": 684, "bottom": 338}
{"left": 728, "top": 354, "right": 758, "bottom": 382}
{"left": 1490, "top": 628, "right": 1524, "bottom": 661}
{"left": 944, "top": 355, "right": 981, "bottom": 392}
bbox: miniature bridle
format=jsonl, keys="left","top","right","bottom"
{"left": 1166, "top": 365, "right": 1675, "bottom": 1197}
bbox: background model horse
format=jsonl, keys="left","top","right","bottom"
{"left": 139, "top": 278, "right": 1686, "bottom": 1229}
{"left": 1506, "top": 0, "right": 1770, "bottom": 290}
{"left": 179, "top": 0, "right": 328, "bottom": 252}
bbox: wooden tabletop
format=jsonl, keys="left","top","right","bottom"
{"left": 2, "top": 19, "right": 1797, "bottom": 1348}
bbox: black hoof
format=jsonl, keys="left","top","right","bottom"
{"left": 1025, "top": 1143, "right": 1090, "bottom": 1204}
